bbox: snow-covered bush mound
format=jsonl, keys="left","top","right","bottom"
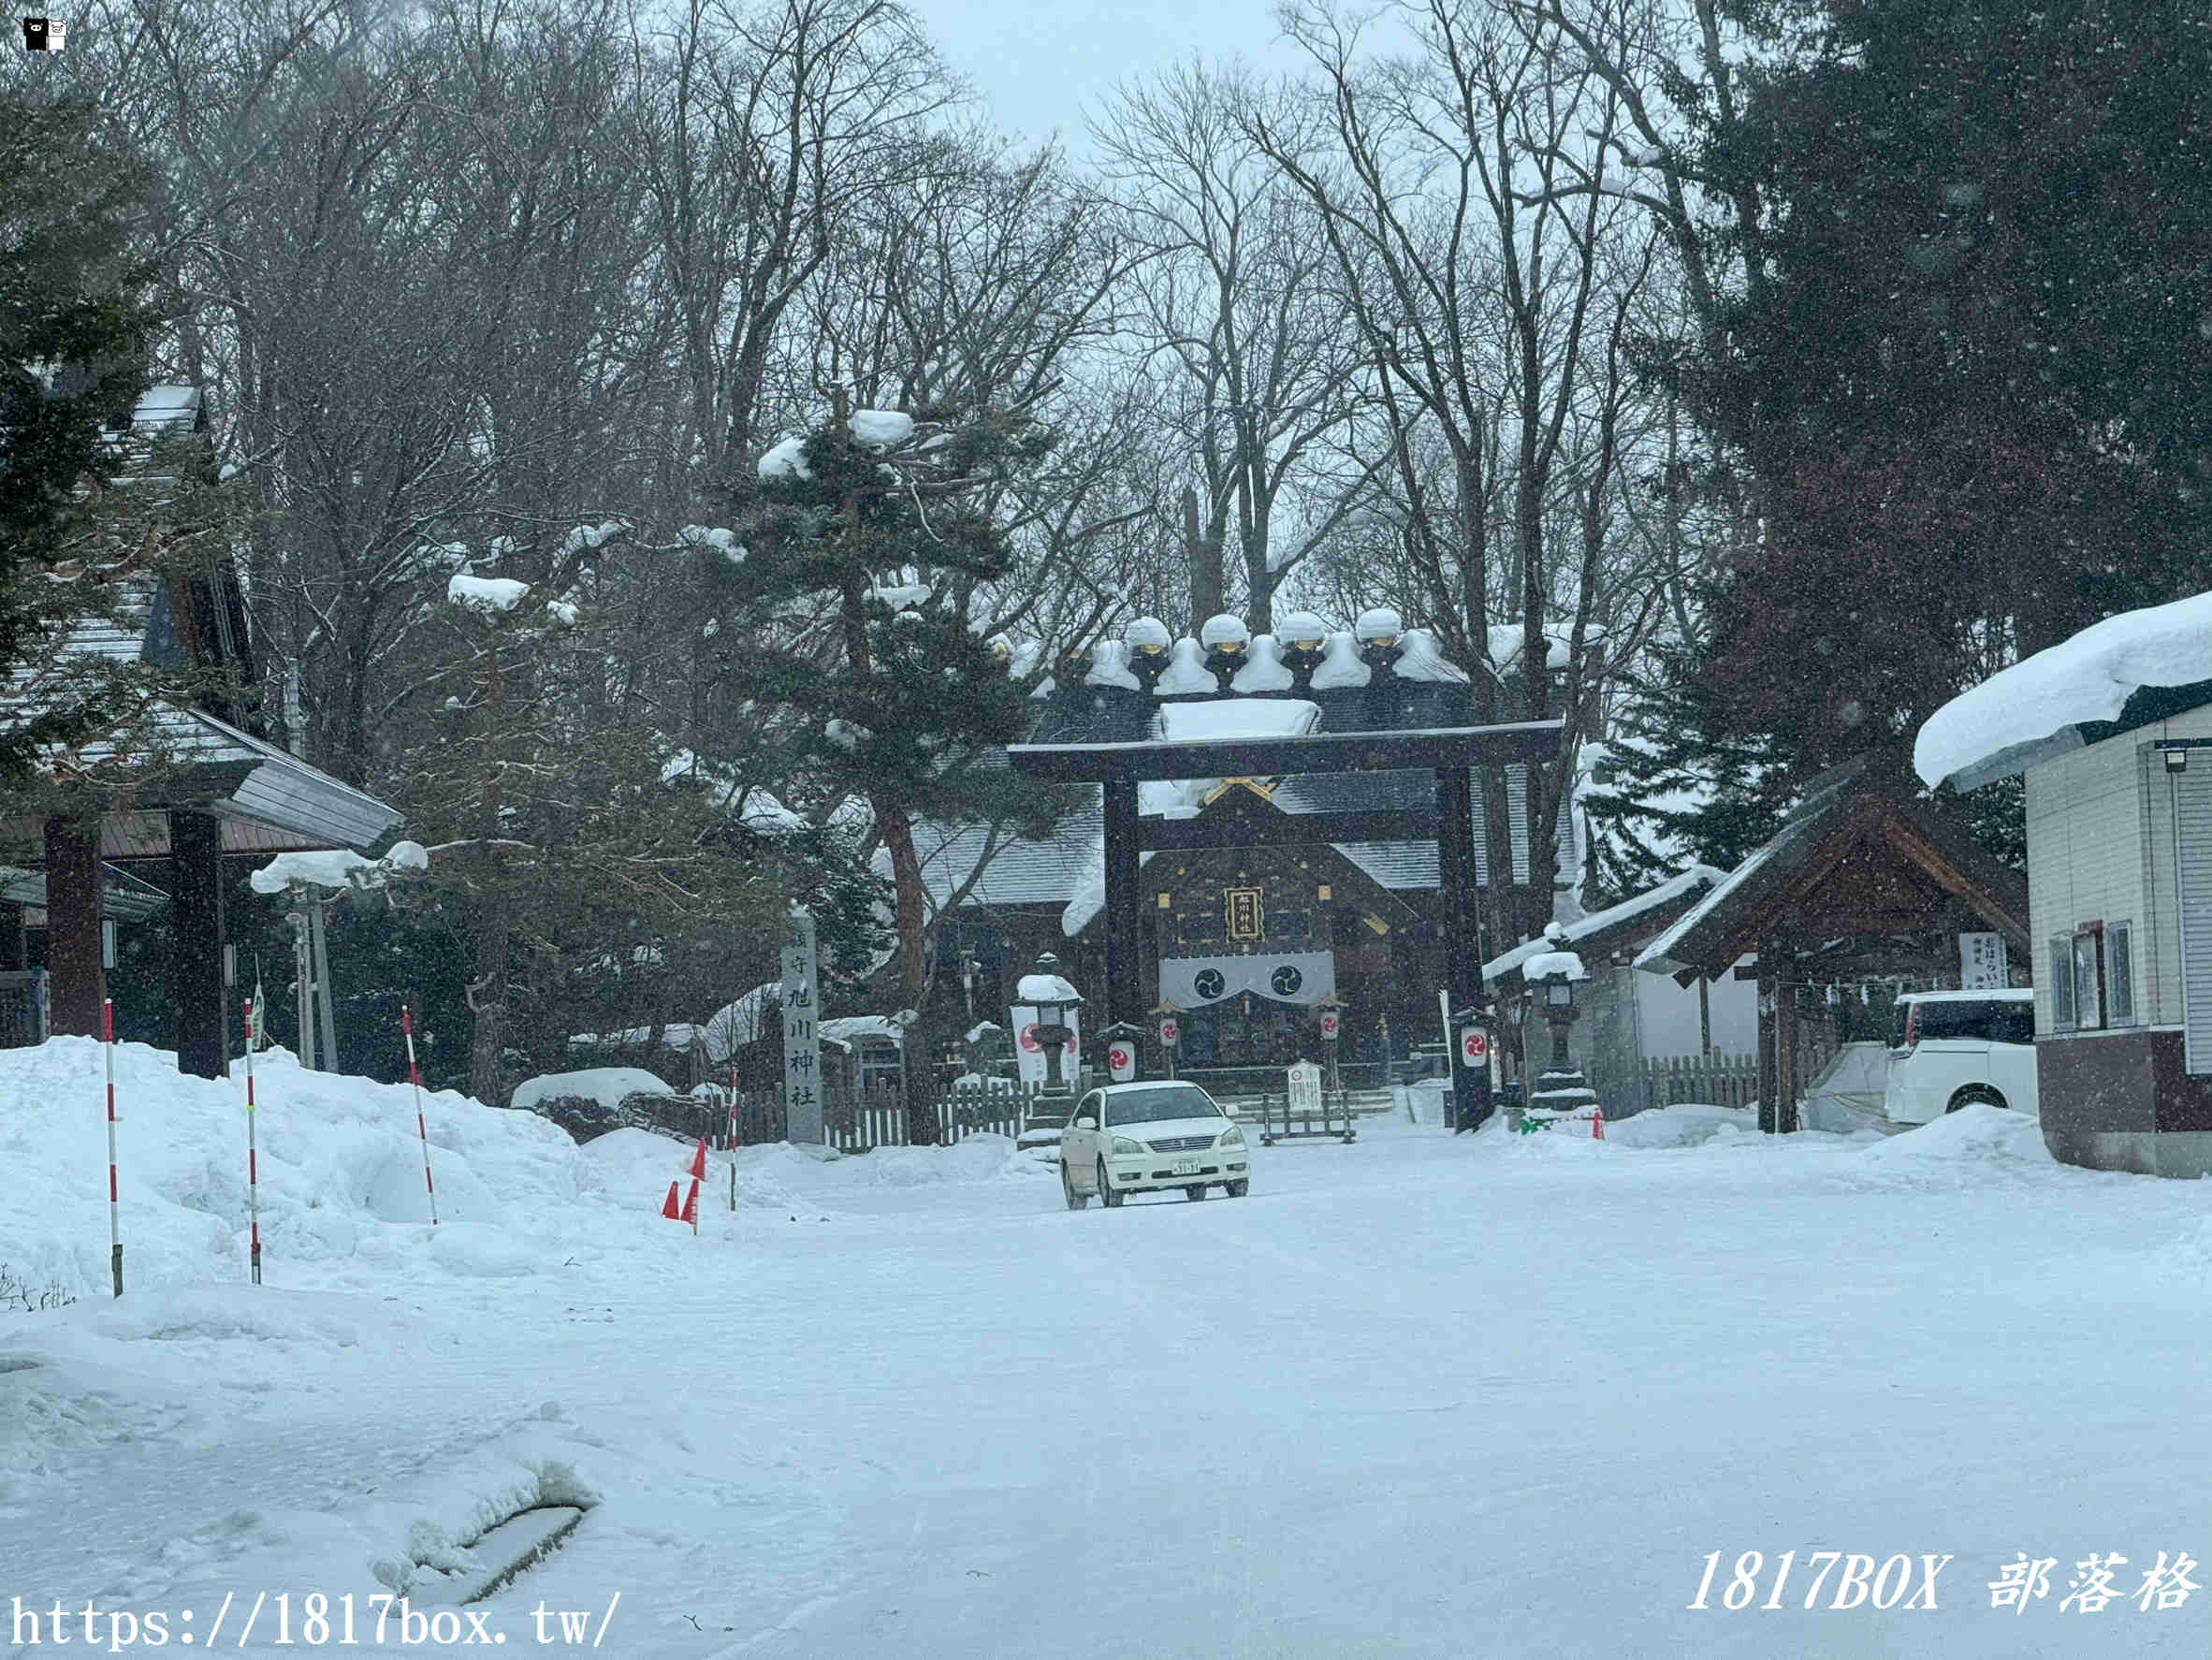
{"left": 510, "top": 1066, "right": 672, "bottom": 1114}
{"left": 1599, "top": 1103, "right": 1758, "bottom": 1149}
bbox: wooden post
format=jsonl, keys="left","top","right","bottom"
{"left": 1433, "top": 765, "right": 1491, "bottom": 1130}
{"left": 1103, "top": 779, "right": 1142, "bottom": 1028}
{"left": 170, "top": 810, "right": 230, "bottom": 1079}
{"left": 1755, "top": 944, "right": 1778, "bottom": 1135}
{"left": 1773, "top": 943, "right": 1799, "bottom": 1135}
{"left": 43, "top": 817, "right": 104, "bottom": 1038}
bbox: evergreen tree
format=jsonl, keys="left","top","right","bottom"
{"left": 399, "top": 553, "right": 787, "bottom": 1105}
{"left": 0, "top": 94, "right": 174, "bottom": 774}
{"left": 727, "top": 394, "right": 1063, "bottom": 1143}
{"left": 1598, "top": 0, "right": 2211, "bottom": 877}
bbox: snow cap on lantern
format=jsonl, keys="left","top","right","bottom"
{"left": 1124, "top": 617, "right": 1173, "bottom": 692}
{"left": 1200, "top": 613, "right": 1250, "bottom": 680}
{"left": 1355, "top": 606, "right": 1404, "bottom": 643}
{"left": 1200, "top": 613, "right": 1251, "bottom": 651}
{"left": 1356, "top": 605, "right": 1405, "bottom": 673}
{"left": 1125, "top": 616, "right": 1172, "bottom": 653}
{"left": 1277, "top": 609, "right": 1331, "bottom": 683}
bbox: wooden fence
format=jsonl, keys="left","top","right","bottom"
{"left": 678, "top": 1081, "right": 1037, "bottom": 1154}
{"left": 1629, "top": 1053, "right": 1758, "bottom": 1115}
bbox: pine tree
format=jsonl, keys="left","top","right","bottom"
{"left": 726, "top": 393, "right": 1063, "bottom": 1144}
{"left": 0, "top": 94, "right": 174, "bottom": 775}
{"left": 1599, "top": 0, "right": 2211, "bottom": 877}
{"left": 400, "top": 553, "right": 786, "bottom": 1106}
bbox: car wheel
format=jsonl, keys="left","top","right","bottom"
{"left": 1098, "top": 1159, "right": 1124, "bottom": 1208}
{"left": 1947, "top": 1085, "right": 2007, "bottom": 1113}
{"left": 1225, "top": 1179, "right": 1249, "bottom": 1198}
{"left": 1062, "top": 1159, "right": 1088, "bottom": 1210}
{"left": 1185, "top": 1184, "right": 1207, "bottom": 1201}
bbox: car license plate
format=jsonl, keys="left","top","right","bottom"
{"left": 1172, "top": 1158, "right": 1199, "bottom": 1175}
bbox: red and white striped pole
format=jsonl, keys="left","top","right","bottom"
{"left": 242, "top": 997, "right": 262, "bottom": 1284}
{"left": 401, "top": 1006, "right": 438, "bottom": 1225}
{"left": 728, "top": 1064, "right": 739, "bottom": 1212}
{"left": 103, "top": 998, "right": 122, "bottom": 1297}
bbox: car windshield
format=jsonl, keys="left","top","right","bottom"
{"left": 1101, "top": 1085, "right": 1223, "bottom": 1127}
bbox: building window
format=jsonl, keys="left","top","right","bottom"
{"left": 2071, "top": 927, "right": 2103, "bottom": 1028}
{"left": 2105, "top": 921, "right": 2134, "bottom": 1026}
{"left": 2049, "top": 936, "right": 2075, "bottom": 1030}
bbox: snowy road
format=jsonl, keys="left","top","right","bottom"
{"left": 7, "top": 1107, "right": 2211, "bottom": 1659}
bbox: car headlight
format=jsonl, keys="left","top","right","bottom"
{"left": 1110, "top": 1136, "right": 1146, "bottom": 1156}
{"left": 1215, "top": 1124, "right": 1244, "bottom": 1149}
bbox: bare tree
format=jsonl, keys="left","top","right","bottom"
{"left": 1095, "top": 61, "right": 1390, "bottom": 633}
{"left": 1252, "top": 0, "right": 1660, "bottom": 953}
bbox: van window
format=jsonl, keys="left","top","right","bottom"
{"left": 1910, "top": 999, "right": 2034, "bottom": 1046}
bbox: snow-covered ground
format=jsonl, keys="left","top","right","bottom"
{"left": 4, "top": 1041, "right": 2208, "bottom": 1657}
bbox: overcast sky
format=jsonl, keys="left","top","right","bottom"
{"left": 899, "top": 0, "right": 1317, "bottom": 154}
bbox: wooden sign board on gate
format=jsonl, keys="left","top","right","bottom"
{"left": 1287, "top": 1059, "right": 1323, "bottom": 1114}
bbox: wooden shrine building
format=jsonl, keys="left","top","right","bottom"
{"left": 0, "top": 385, "right": 402, "bottom": 1076}
{"left": 1633, "top": 760, "right": 2030, "bottom": 1131}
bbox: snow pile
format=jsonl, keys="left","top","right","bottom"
{"left": 1915, "top": 588, "right": 2212, "bottom": 787}
{"left": 1154, "top": 637, "right": 1218, "bottom": 695}
{"left": 1598, "top": 1102, "right": 1757, "bottom": 1149}
{"left": 509, "top": 1067, "right": 673, "bottom": 1114}
{"left": 758, "top": 435, "right": 811, "bottom": 478}
{"left": 1307, "top": 632, "right": 1373, "bottom": 690}
{"left": 579, "top": 1129, "right": 829, "bottom": 1222}
{"left": 1844, "top": 1102, "right": 2054, "bottom": 1187}
{"left": 851, "top": 409, "right": 915, "bottom": 448}
{"left": 1230, "top": 634, "right": 1295, "bottom": 692}
{"left": 249, "top": 840, "right": 428, "bottom": 896}
{"left": 1015, "top": 970, "right": 1082, "bottom": 1004}
{"left": 1154, "top": 698, "right": 1320, "bottom": 742}
{"left": 2164, "top": 1211, "right": 2212, "bottom": 1282}
{"left": 0, "top": 1039, "right": 579, "bottom": 1302}
{"left": 446, "top": 573, "right": 529, "bottom": 613}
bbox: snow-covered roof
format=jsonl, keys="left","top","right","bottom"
{"left": 1519, "top": 950, "right": 1588, "bottom": 983}
{"left": 1916, "top": 590, "right": 2212, "bottom": 790}
{"left": 821, "top": 1014, "right": 904, "bottom": 1046}
{"left": 567, "top": 1023, "right": 706, "bottom": 1050}
{"left": 701, "top": 983, "right": 779, "bottom": 1061}
{"left": 1483, "top": 865, "right": 1726, "bottom": 981}
{"left": 249, "top": 840, "right": 428, "bottom": 896}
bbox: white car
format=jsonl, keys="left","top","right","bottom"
{"left": 1060, "top": 1081, "right": 1250, "bottom": 1208}
{"left": 1883, "top": 989, "right": 2038, "bottom": 1124}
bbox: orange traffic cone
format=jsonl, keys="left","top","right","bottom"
{"left": 688, "top": 1136, "right": 707, "bottom": 1181}
{"left": 662, "top": 1180, "right": 682, "bottom": 1219}
{"left": 680, "top": 1178, "right": 700, "bottom": 1229}
{"left": 1592, "top": 1106, "right": 1606, "bottom": 1141}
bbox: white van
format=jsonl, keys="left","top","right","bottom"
{"left": 1883, "top": 989, "right": 2037, "bottom": 1124}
